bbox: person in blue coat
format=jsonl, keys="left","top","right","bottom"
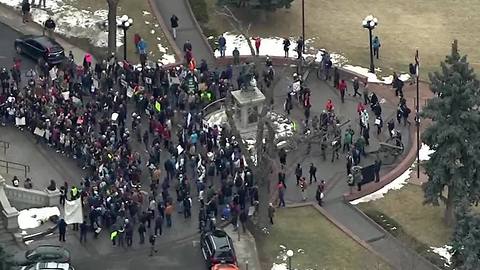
{"left": 218, "top": 35, "right": 227, "bottom": 57}
{"left": 372, "top": 36, "right": 381, "bottom": 59}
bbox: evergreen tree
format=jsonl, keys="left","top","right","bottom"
{"left": 421, "top": 40, "right": 480, "bottom": 226}
{"left": 0, "top": 245, "right": 13, "bottom": 270}
{"left": 451, "top": 203, "right": 480, "bottom": 269}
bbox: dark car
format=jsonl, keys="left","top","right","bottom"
{"left": 14, "top": 35, "right": 65, "bottom": 65}
{"left": 14, "top": 245, "right": 70, "bottom": 266}
{"left": 200, "top": 229, "right": 237, "bottom": 268}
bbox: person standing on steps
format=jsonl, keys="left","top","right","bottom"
{"left": 170, "top": 14, "right": 179, "bottom": 40}
{"left": 372, "top": 36, "right": 381, "bottom": 59}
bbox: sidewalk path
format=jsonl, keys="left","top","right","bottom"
{"left": 153, "top": 0, "right": 214, "bottom": 64}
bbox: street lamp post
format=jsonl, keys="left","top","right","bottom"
{"left": 302, "top": 0, "right": 305, "bottom": 54}
{"left": 362, "top": 15, "right": 378, "bottom": 73}
{"left": 118, "top": 15, "right": 133, "bottom": 61}
{"left": 286, "top": 250, "right": 294, "bottom": 270}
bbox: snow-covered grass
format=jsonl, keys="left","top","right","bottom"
{"left": 2, "top": 0, "right": 122, "bottom": 48}
{"left": 1, "top": 0, "right": 176, "bottom": 64}
{"left": 213, "top": 32, "right": 410, "bottom": 84}
{"left": 18, "top": 206, "right": 60, "bottom": 230}
{"left": 430, "top": 245, "right": 452, "bottom": 267}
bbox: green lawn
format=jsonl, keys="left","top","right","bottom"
{"left": 201, "top": 0, "right": 480, "bottom": 78}
{"left": 358, "top": 184, "right": 451, "bottom": 247}
{"left": 256, "top": 206, "right": 390, "bottom": 270}
{"left": 357, "top": 184, "right": 453, "bottom": 268}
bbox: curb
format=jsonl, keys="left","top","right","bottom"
{"left": 183, "top": 0, "right": 216, "bottom": 59}
{"left": 147, "top": 0, "right": 183, "bottom": 62}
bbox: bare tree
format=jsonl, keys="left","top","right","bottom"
{"left": 106, "top": 0, "right": 120, "bottom": 55}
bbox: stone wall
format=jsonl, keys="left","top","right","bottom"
{"left": 4, "top": 185, "right": 60, "bottom": 210}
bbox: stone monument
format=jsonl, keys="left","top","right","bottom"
{"left": 230, "top": 76, "right": 266, "bottom": 136}
{"left": 0, "top": 175, "right": 19, "bottom": 230}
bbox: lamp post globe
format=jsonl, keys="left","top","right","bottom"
{"left": 118, "top": 15, "right": 133, "bottom": 61}
{"left": 362, "top": 15, "right": 378, "bottom": 73}
{"left": 286, "top": 250, "right": 294, "bottom": 270}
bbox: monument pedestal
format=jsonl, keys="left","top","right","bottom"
{"left": 231, "top": 88, "right": 266, "bottom": 138}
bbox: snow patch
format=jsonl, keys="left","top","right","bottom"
{"left": 430, "top": 245, "right": 452, "bottom": 267}
{"left": 351, "top": 167, "right": 412, "bottom": 204}
{"left": 1, "top": 0, "right": 123, "bottom": 48}
{"left": 271, "top": 263, "right": 288, "bottom": 270}
{"left": 215, "top": 32, "right": 410, "bottom": 84}
{"left": 142, "top": 11, "right": 151, "bottom": 15}
{"left": 419, "top": 143, "right": 434, "bottom": 161}
{"left": 18, "top": 207, "right": 60, "bottom": 230}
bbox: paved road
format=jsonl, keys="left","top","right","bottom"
{"left": 0, "top": 22, "right": 35, "bottom": 72}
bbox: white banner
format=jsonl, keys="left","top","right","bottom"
{"left": 64, "top": 198, "right": 83, "bottom": 225}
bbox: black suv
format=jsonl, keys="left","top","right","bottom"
{"left": 14, "top": 245, "right": 71, "bottom": 266}
{"left": 200, "top": 229, "right": 237, "bottom": 268}
{"left": 14, "top": 35, "right": 65, "bottom": 65}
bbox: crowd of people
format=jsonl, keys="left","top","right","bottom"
{"left": 0, "top": 35, "right": 265, "bottom": 248}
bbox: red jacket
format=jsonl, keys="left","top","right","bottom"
{"left": 339, "top": 80, "right": 347, "bottom": 92}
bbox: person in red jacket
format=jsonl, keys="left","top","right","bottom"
{"left": 325, "top": 99, "right": 334, "bottom": 112}
{"left": 253, "top": 37, "right": 261, "bottom": 55}
{"left": 338, "top": 79, "right": 347, "bottom": 103}
{"left": 357, "top": 102, "right": 365, "bottom": 116}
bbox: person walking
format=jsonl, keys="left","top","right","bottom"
{"left": 43, "top": 17, "right": 56, "bottom": 37}
{"left": 253, "top": 37, "right": 261, "bottom": 55}
{"left": 22, "top": 0, "right": 31, "bottom": 23}
{"left": 165, "top": 203, "right": 173, "bottom": 227}
{"left": 315, "top": 184, "right": 324, "bottom": 206}
{"left": 372, "top": 36, "right": 381, "bottom": 59}
{"left": 295, "top": 163, "right": 302, "bottom": 186}
{"left": 374, "top": 159, "right": 382, "bottom": 182}
{"left": 170, "top": 14, "right": 179, "bottom": 39}
{"left": 58, "top": 218, "right": 67, "bottom": 242}
{"left": 268, "top": 203, "right": 275, "bottom": 225}
{"left": 296, "top": 37, "right": 304, "bottom": 59}
{"left": 352, "top": 77, "right": 361, "bottom": 97}
{"left": 79, "top": 221, "right": 88, "bottom": 243}
{"left": 138, "top": 222, "right": 146, "bottom": 244}
{"left": 239, "top": 209, "right": 248, "bottom": 233}
{"left": 125, "top": 222, "right": 133, "bottom": 247}
{"left": 309, "top": 163, "right": 317, "bottom": 184}
{"left": 277, "top": 181, "right": 286, "bottom": 207}
{"left": 375, "top": 115, "right": 383, "bottom": 135}
{"left": 218, "top": 35, "right": 227, "bottom": 57}
{"left": 299, "top": 177, "right": 307, "bottom": 201}
{"left": 343, "top": 129, "right": 353, "bottom": 153}
{"left": 338, "top": 79, "right": 347, "bottom": 103}
{"left": 283, "top": 38, "right": 290, "bottom": 58}
{"left": 149, "top": 235, "right": 158, "bottom": 256}
{"left": 154, "top": 214, "right": 163, "bottom": 236}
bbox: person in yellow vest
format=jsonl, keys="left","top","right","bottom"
{"left": 70, "top": 186, "right": 79, "bottom": 200}
{"left": 110, "top": 230, "right": 118, "bottom": 246}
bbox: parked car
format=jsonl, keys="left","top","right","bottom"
{"left": 200, "top": 229, "right": 237, "bottom": 268}
{"left": 14, "top": 245, "right": 70, "bottom": 266}
{"left": 211, "top": 263, "right": 240, "bottom": 270}
{"left": 20, "top": 262, "right": 74, "bottom": 270}
{"left": 14, "top": 35, "right": 65, "bottom": 65}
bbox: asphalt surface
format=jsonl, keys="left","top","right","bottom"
{"left": 0, "top": 22, "right": 36, "bottom": 71}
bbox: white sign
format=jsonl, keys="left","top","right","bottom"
{"left": 64, "top": 198, "right": 83, "bottom": 224}
{"left": 15, "top": 117, "right": 26, "bottom": 126}
{"left": 127, "top": 87, "right": 134, "bottom": 98}
{"left": 145, "top": 77, "right": 152, "bottom": 85}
